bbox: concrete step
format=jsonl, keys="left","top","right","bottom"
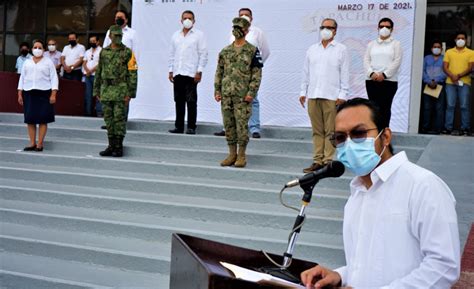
{"left": 1, "top": 252, "right": 169, "bottom": 288}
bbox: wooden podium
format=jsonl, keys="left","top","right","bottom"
{"left": 169, "top": 233, "right": 326, "bottom": 289}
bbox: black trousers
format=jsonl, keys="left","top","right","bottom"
{"left": 63, "top": 69, "right": 83, "bottom": 81}
{"left": 173, "top": 75, "right": 197, "bottom": 131}
{"left": 366, "top": 80, "right": 398, "bottom": 128}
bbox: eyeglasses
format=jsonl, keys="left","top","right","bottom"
{"left": 379, "top": 25, "right": 392, "bottom": 29}
{"left": 320, "top": 26, "right": 336, "bottom": 30}
{"left": 330, "top": 128, "right": 379, "bottom": 148}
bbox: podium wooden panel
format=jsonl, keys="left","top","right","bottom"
{"left": 169, "top": 233, "right": 325, "bottom": 289}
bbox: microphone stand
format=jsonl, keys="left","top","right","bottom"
{"left": 256, "top": 181, "right": 317, "bottom": 284}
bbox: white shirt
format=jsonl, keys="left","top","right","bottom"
{"left": 83, "top": 46, "right": 102, "bottom": 76}
{"left": 364, "top": 37, "right": 402, "bottom": 81}
{"left": 168, "top": 28, "right": 208, "bottom": 78}
{"left": 18, "top": 57, "right": 59, "bottom": 91}
{"left": 335, "top": 151, "right": 460, "bottom": 289}
{"left": 44, "top": 50, "right": 62, "bottom": 67}
{"left": 230, "top": 25, "right": 270, "bottom": 63}
{"left": 300, "top": 40, "right": 349, "bottom": 100}
{"left": 103, "top": 26, "right": 138, "bottom": 61}
{"left": 62, "top": 44, "right": 86, "bottom": 70}
{"left": 16, "top": 54, "right": 32, "bottom": 73}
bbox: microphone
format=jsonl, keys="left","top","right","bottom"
{"left": 285, "top": 161, "right": 345, "bottom": 188}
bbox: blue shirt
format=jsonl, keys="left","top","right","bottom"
{"left": 16, "top": 54, "right": 32, "bottom": 74}
{"left": 422, "top": 54, "right": 446, "bottom": 84}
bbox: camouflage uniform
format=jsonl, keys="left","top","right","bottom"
{"left": 94, "top": 25, "right": 137, "bottom": 157}
{"left": 215, "top": 21, "right": 263, "bottom": 147}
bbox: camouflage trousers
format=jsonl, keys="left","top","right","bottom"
{"left": 221, "top": 95, "right": 252, "bottom": 146}
{"left": 102, "top": 100, "right": 127, "bottom": 138}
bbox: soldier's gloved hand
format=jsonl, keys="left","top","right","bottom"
{"left": 214, "top": 94, "right": 222, "bottom": 102}
{"left": 244, "top": 95, "right": 253, "bottom": 103}
{"left": 124, "top": 96, "right": 131, "bottom": 103}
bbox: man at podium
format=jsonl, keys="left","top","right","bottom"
{"left": 301, "top": 98, "right": 460, "bottom": 288}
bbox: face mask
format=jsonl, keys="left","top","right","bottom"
{"left": 232, "top": 27, "right": 245, "bottom": 39}
{"left": 20, "top": 50, "right": 29, "bottom": 57}
{"left": 32, "top": 48, "right": 43, "bottom": 57}
{"left": 456, "top": 39, "right": 466, "bottom": 48}
{"left": 69, "top": 40, "right": 77, "bottom": 47}
{"left": 90, "top": 43, "right": 97, "bottom": 48}
{"left": 112, "top": 35, "right": 122, "bottom": 45}
{"left": 182, "top": 19, "right": 193, "bottom": 29}
{"left": 336, "top": 130, "right": 386, "bottom": 176}
{"left": 432, "top": 48, "right": 441, "bottom": 55}
{"left": 48, "top": 45, "right": 56, "bottom": 52}
{"left": 379, "top": 27, "right": 391, "bottom": 38}
{"left": 116, "top": 18, "right": 125, "bottom": 26}
{"left": 320, "top": 28, "right": 333, "bottom": 41}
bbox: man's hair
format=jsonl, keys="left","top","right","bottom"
{"left": 336, "top": 98, "right": 394, "bottom": 154}
{"left": 378, "top": 17, "right": 394, "bottom": 28}
{"left": 68, "top": 32, "right": 77, "bottom": 38}
{"left": 19, "top": 41, "right": 30, "bottom": 49}
{"left": 89, "top": 34, "right": 99, "bottom": 41}
{"left": 116, "top": 9, "right": 129, "bottom": 19}
{"left": 239, "top": 8, "right": 253, "bottom": 16}
{"left": 454, "top": 31, "right": 467, "bottom": 39}
{"left": 322, "top": 18, "right": 338, "bottom": 29}
{"left": 182, "top": 10, "right": 195, "bottom": 19}
{"left": 431, "top": 39, "right": 442, "bottom": 47}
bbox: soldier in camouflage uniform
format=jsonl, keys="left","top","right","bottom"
{"left": 214, "top": 17, "right": 263, "bottom": 168}
{"left": 94, "top": 25, "right": 137, "bottom": 157}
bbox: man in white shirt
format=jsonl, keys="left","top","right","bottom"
{"left": 16, "top": 42, "right": 32, "bottom": 74}
{"left": 301, "top": 98, "right": 460, "bottom": 289}
{"left": 83, "top": 35, "right": 102, "bottom": 116}
{"left": 168, "top": 10, "right": 208, "bottom": 134}
{"left": 299, "top": 18, "right": 349, "bottom": 173}
{"left": 214, "top": 8, "right": 270, "bottom": 138}
{"left": 103, "top": 10, "right": 138, "bottom": 60}
{"left": 44, "top": 39, "right": 62, "bottom": 73}
{"left": 61, "top": 32, "right": 86, "bottom": 81}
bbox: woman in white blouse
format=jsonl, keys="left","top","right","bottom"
{"left": 364, "top": 17, "right": 402, "bottom": 128}
{"left": 17, "top": 39, "right": 59, "bottom": 152}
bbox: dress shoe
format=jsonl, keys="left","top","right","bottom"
{"left": 23, "top": 145, "right": 36, "bottom": 151}
{"left": 101, "top": 125, "right": 107, "bottom": 129}
{"left": 35, "top": 146, "right": 43, "bottom": 152}
{"left": 252, "top": 132, "right": 261, "bottom": 138}
{"left": 169, "top": 128, "right": 184, "bottom": 134}
{"left": 463, "top": 130, "right": 472, "bottom": 136}
{"left": 303, "top": 163, "right": 323, "bottom": 173}
{"left": 186, "top": 128, "right": 196, "bottom": 135}
{"left": 441, "top": 129, "right": 451, "bottom": 135}
{"left": 214, "top": 130, "right": 225, "bottom": 136}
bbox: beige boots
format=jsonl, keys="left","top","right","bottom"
{"left": 220, "top": 144, "right": 247, "bottom": 168}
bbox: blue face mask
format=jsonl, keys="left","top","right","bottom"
{"left": 336, "top": 130, "right": 386, "bottom": 176}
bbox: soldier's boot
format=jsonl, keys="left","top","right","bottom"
{"left": 220, "top": 145, "right": 237, "bottom": 166}
{"left": 99, "top": 138, "right": 115, "bottom": 157}
{"left": 234, "top": 145, "right": 247, "bottom": 168}
{"left": 112, "top": 136, "right": 124, "bottom": 157}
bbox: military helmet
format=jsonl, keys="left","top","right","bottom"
{"left": 109, "top": 25, "right": 123, "bottom": 36}
{"left": 232, "top": 17, "right": 250, "bottom": 29}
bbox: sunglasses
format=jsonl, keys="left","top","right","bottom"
{"left": 379, "top": 25, "right": 392, "bottom": 29}
{"left": 320, "top": 26, "right": 336, "bottom": 30}
{"left": 330, "top": 128, "right": 379, "bottom": 148}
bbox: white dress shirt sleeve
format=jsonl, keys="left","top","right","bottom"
{"left": 379, "top": 173, "right": 460, "bottom": 289}
{"left": 103, "top": 30, "right": 111, "bottom": 48}
{"left": 197, "top": 33, "right": 208, "bottom": 72}
{"left": 168, "top": 33, "right": 177, "bottom": 73}
{"left": 383, "top": 40, "right": 402, "bottom": 79}
{"left": 257, "top": 30, "right": 270, "bottom": 63}
{"left": 50, "top": 59, "right": 59, "bottom": 90}
{"left": 299, "top": 50, "right": 310, "bottom": 97}
{"left": 338, "top": 46, "right": 350, "bottom": 100}
{"left": 334, "top": 265, "right": 347, "bottom": 286}
{"left": 364, "top": 41, "right": 374, "bottom": 78}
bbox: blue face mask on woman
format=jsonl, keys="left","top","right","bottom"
{"left": 336, "top": 130, "right": 386, "bottom": 176}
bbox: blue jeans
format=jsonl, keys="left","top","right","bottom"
{"left": 85, "top": 75, "right": 102, "bottom": 116}
{"left": 445, "top": 84, "right": 471, "bottom": 130}
{"left": 249, "top": 94, "right": 260, "bottom": 134}
{"left": 422, "top": 86, "right": 445, "bottom": 132}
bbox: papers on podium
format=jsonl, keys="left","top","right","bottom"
{"left": 220, "top": 261, "right": 305, "bottom": 289}
{"left": 423, "top": 84, "right": 443, "bottom": 98}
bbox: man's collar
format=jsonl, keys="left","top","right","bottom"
{"left": 350, "top": 151, "right": 408, "bottom": 196}
{"left": 377, "top": 37, "right": 393, "bottom": 44}
{"left": 319, "top": 39, "right": 337, "bottom": 47}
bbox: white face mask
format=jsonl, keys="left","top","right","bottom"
{"left": 379, "top": 27, "right": 391, "bottom": 38}
{"left": 48, "top": 45, "right": 56, "bottom": 52}
{"left": 182, "top": 19, "right": 193, "bottom": 29}
{"left": 320, "top": 28, "right": 333, "bottom": 41}
{"left": 432, "top": 48, "right": 441, "bottom": 55}
{"left": 456, "top": 39, "right": 466, "bottom": 48}
{"left": 32, "top": 48, "right": 43, "bottom": 57}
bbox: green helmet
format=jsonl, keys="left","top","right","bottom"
{"left": 232, "top": 17, "right": 250, "bottom": 29}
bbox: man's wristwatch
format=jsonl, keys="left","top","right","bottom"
{"left": 70, "top": 65, "right": 74, "bottom": 70}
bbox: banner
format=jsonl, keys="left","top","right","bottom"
{"left": 130, "top": 0, "right": 415, "bottom": 132}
